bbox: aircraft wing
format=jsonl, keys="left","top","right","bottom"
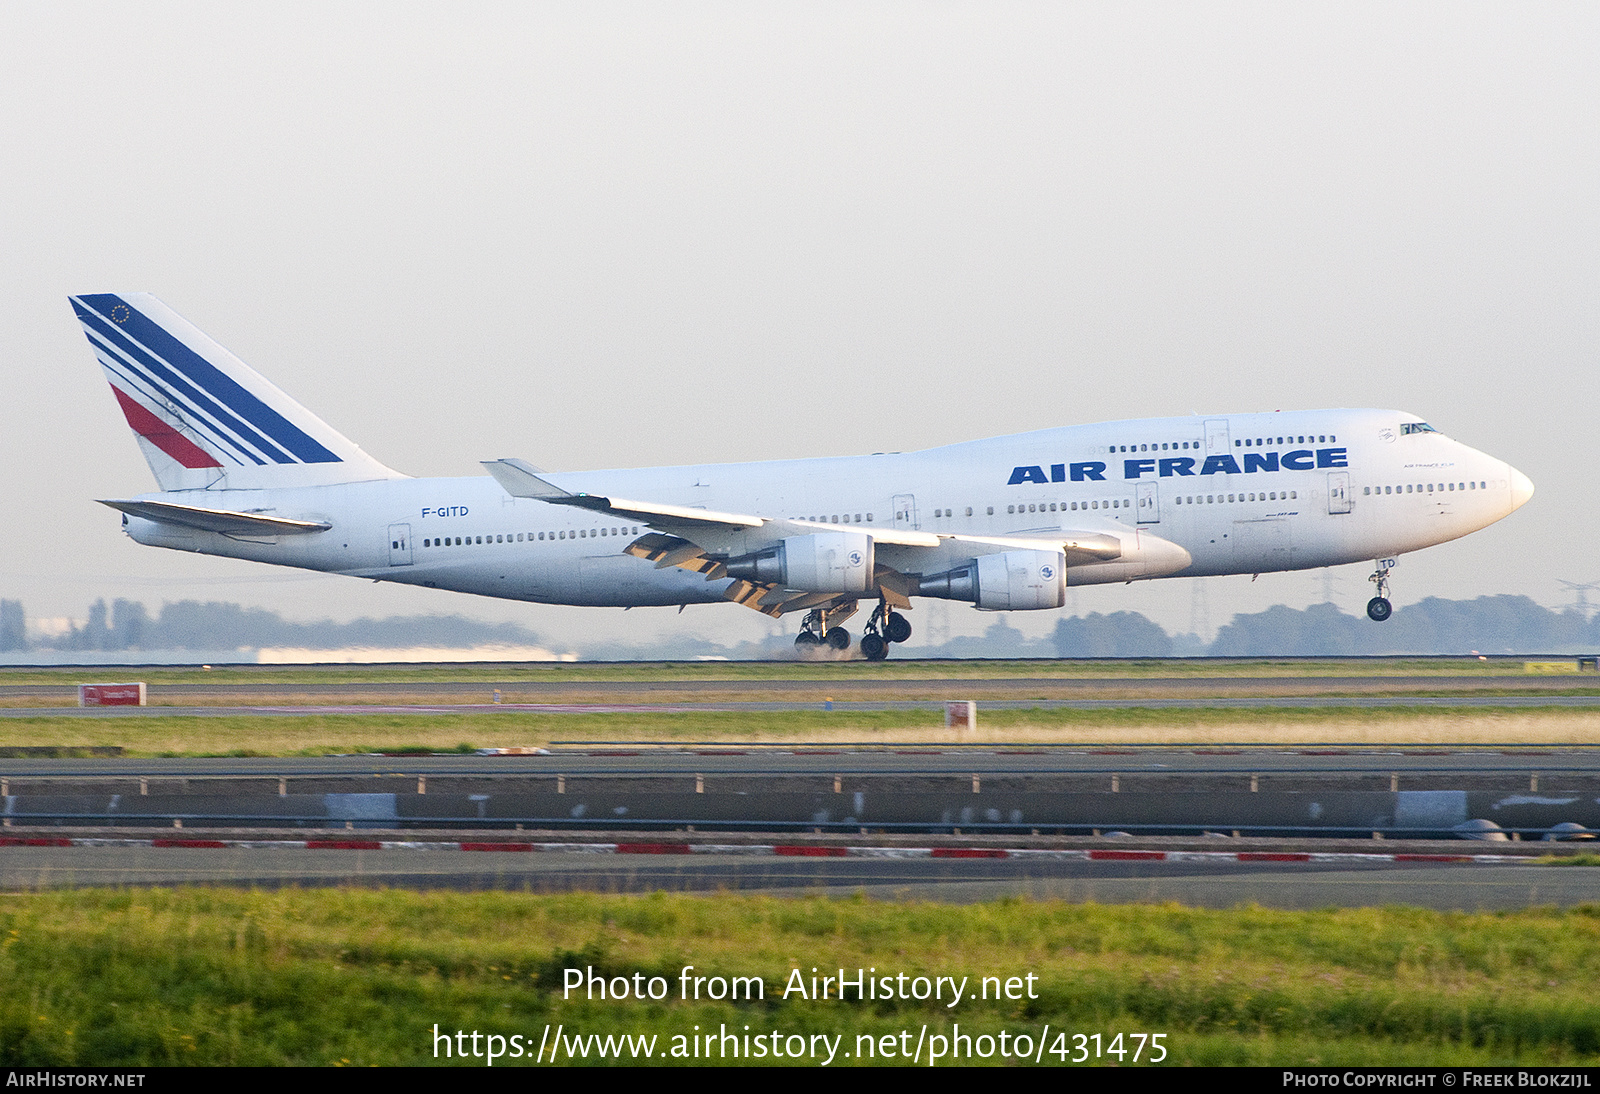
{"left": 953, "top": 532, "right": 1122, "bottom": 562}
{"left": 483, "top": 458, "right": 1131, "bottom": 617}
{"left": 100, "top": 499, "right": 332, "bottom": 536}
{"left": 482, "top": 459, "right": 939, "bottom": 545}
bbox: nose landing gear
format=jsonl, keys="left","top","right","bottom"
{"left": 1367, "top": 558, "right": 1396, "bottom": 622}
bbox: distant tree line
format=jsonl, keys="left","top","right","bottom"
{"left": 1050, "top": 595, "right": 1597, "bottom": 658}
{"left": 7, "top": 599, "right": 546, "bottom": 651}
{"left": 1, "top": 594, "right": 1595, "bottom": 658}
{"left": 1033, "top": 596, "right": 1594, "bottom": 658}
{"left": 1052, "top": 611, "right": 1176, "bottom": 657}
{"left": 1205, "top": 596, "right": 1598, "bottom": 656}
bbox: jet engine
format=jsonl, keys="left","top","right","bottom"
{"left": 724, "top": 531, "right": 875, "bottom": 594}
{"left": 916, "top": 549, "right": 1066, "bottom": 610}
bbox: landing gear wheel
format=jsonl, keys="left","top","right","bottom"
{"left": 795, "top": 631, "right": 821, "bottom": 647}
{"left": 824, "top": 627, "right": 851, "bottom": 651}
{"left": 1367, "top": 558, "right": 1397, "bottom": 622}
{"left": 860, "top": 634, "right": 888, "bottom": 661}
{"left": 884, "top": 612, "right": 912, "bottom": 644}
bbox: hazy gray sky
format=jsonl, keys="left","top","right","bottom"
{"left": 2, "top": 3, "right": 1595, "bottom": 648}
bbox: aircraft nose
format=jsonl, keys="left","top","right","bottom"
{"left": 1509, "top": 467, "right": 1535, "bottom": 511}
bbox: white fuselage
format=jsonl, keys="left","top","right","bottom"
{"left": 119, "top": 409, "right": 1530, "bottom": 610}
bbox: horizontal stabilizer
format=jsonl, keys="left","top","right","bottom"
{"left": 99, "top": 499, "right": 331, "bottom": 536}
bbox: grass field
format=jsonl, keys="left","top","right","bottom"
{"left": 0, "top": 656, "right": 1587, "bottom": 688}
{"left": 3, "top": 660, "right": 1596, "bottom": 1069}
{"left": 1, "top": 707, "right": 1599, "bottom": 756}
{"left": 0, "top": 887, "right": 1596, "bottom": 1066}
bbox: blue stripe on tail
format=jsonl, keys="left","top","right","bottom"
{"left": 74, "top": 294, "right": 341, "bottom": 464}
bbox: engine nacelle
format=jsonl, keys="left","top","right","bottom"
{"left": 724, "top": 531, "right": 875, "bottom": 594}
{"left": 917, "top": 549, "right": 1066, "bottom": 610}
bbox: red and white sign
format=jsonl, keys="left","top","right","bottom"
{"left": 944, "top": 700, "right": 976, "bottom": 730}
{"left": 78, "top": 683, "right": 146, "bottom": 706}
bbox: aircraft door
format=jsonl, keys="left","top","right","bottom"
{"left": 1136, "top": 481, "right": 1159, "bottom": 524}
{"left": 892, "top": 494, "right": 919, "bottom": 531}
{"left": 1205, "top": 419, "right": 1231, "bottom": 455}
{"left": 1326, "top": 472, "right": 1351, "bottom": 515}
{"left": 388, "top": 523, "right": 413, "bottom": 566}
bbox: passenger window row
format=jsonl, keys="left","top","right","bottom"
{"left": 1006, "top": 501, "right": 1126, "bottom": 513}
{"left": 1175, "top": 491, "right": 1297, "bottom": 504}
{"left": 1109, "top": 441, "right": 1201, "bottom": 453}
{"left": 1108, "top": 433, "right": 1337, "bottom": 454}
{"left": 1236, "top": 434, "right": 1332, "bottom": 447}
{"left": 422, "top": 526, "right": 643, "bottom": 548}
{"left": 1001, "top": 500, "right": 1128, "bottom": 514}
{"left": 1363, "top": 482, "right": 1485, "bottom": 496}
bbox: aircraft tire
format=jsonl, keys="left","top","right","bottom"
{"left": 1367, "top": 597, "right": 1393, "bottom": 622}
{"left": 795, "top": 631, "right": 821, "bottom": 647}
{"left": 860, "top": 633, "right": 888, "bottom": 660}
{"left": 885, "top": 612, "right": 912, "bottom": 643}
{"left": 824, "top": 627, "right": 851, "bottom": 651}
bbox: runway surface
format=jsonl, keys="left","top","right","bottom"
{"left": 5, "top": 670, "right": 1600, "bottom": 708}
{"left": 0, "top": 843, "right": 1593, "bottom": 909}
{"left": 4, "top": 662, "right": 1597, "bottom": 906}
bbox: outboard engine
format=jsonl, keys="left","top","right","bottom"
{"left": 724, "top": 531, "right": 875, "bottom": 594}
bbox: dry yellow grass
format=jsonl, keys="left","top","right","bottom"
{"left": 0, "top": 707, "right": 1596, "bottom": 755}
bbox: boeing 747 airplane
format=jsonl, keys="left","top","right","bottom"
{"left": 72, "top": 293, "right": 1534, "bottom": 659}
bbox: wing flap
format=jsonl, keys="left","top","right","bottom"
{"left": 624, "top": 533, "right": 714, "bottom": 572}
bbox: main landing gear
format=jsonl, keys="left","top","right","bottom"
{"left": 859, "top": 601, "right": 913, "bottom": 661}
{"left": 794, "top": 626, "right": 850, "bottom": 650}
{"left": 795, "top": 605, "right": 856, "bottom": 652}
{"left": 1367, "top": 558, "right": 1396, "bottom": 622}
{"left": 793, "top": 601, "right": 913, "bottom": 659}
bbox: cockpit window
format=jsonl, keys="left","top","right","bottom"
{"left": 1401, "top": 422, "right": 1438, "bottom": 435}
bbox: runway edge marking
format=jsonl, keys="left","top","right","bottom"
{"left": 0, "top": 836, "right": 1548, "bottom": 865}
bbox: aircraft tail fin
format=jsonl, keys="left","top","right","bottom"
{"left": 70, "top": 293, "right": 404, "bottom": 491}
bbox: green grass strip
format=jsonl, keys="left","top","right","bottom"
{"left": 1, "top": 889, "right": 1598, "bottom": 1066}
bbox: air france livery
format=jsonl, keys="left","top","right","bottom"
{"left": 72, "top": 293, "right": 1535, "bottom": 659}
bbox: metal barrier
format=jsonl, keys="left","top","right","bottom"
{"left": 1, "top": 789, "right": 1594, "bottom": 840}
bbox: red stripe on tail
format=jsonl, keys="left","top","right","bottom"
{"left": 110, "top": 386, "right": 221, "bottom": 468}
